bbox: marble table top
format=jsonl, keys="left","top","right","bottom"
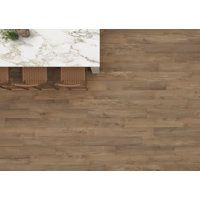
{"left": 0, "top": 29, "right": 100, "bottom": 67}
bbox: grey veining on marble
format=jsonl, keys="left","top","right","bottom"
{"left": 0, "top": 29, "right": 100, "bottom": 67}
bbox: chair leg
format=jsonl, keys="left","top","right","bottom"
{"left": 33, "top": 86, "right": 42, "bottom": 90}
{"left": 15, "top": 86, "right": 29, "bottom": 90}
{"left": 52, "top": 84, "right": 59, "bottom": 90}
{"left": 0, "top": 85, "right": 12, "bottom": 90}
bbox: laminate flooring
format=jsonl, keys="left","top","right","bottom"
{"left": 0, "top": 30, "right": 200, "bottom": 170}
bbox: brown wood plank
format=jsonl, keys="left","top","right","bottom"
{"left": 0, "top": 30, "right": 200, "bottom": 170}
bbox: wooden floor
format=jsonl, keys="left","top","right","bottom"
{"left": 1, "top": 29, "right": 200, "bottom": 170}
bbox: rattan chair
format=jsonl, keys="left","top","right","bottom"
{"left": 14, "top": 67, "right": 47, "bottom": 90}
{"left": 0, "top": 67, "right": 11, "bottom": 90}
{"left": 55, "top": 67, "right": 87, "bottom": 90}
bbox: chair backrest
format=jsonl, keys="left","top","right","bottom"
{"left": 0, "top": 67, "right": 9, "bottom": 84}
{"left": 60, "top": 67, "right": 86, "bottom": 85}
{"left": 23, "top": 67, "right": 47, "bottom": 85}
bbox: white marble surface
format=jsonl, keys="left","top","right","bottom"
{"left": 0, "top": 29, "right": 100, "bottom": 67}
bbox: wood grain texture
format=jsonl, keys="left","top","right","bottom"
{"left": 1, "top": 29, "right": 200, "bottom": 170}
